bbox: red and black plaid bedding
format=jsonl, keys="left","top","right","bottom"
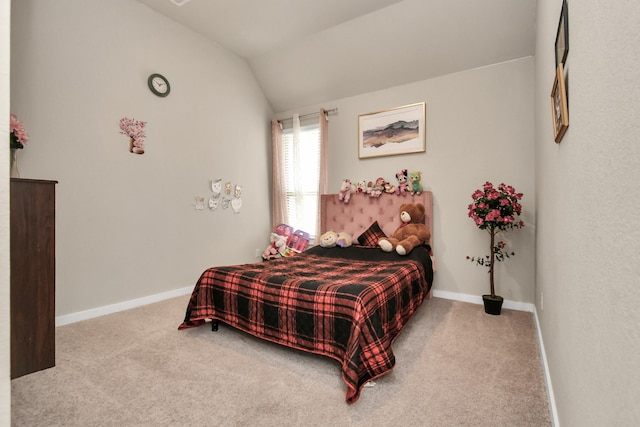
{"left": 179, "top": 244, "right": 433, "bottom": 404}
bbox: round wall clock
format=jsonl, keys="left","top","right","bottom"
{"left": 147, "top": 73, "right": 170, "bottom": 97}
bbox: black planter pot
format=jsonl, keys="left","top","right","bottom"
{"left": 482, "top": 295, "right": 504, "bottom": 315}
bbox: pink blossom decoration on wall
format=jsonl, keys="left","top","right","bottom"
{"left": 119, "top": 117, "right": 146, "bottom": 154}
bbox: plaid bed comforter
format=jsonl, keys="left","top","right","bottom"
{"left": 179, "top": 245, "right": 433, "bottom": 404}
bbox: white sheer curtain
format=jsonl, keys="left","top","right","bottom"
{"left": 270, "top": 119, "right": 286, "bottom": 229}
{"left": 316, "top": 109, "right": 329, "bottom": 238}
{"left": 291, "top": 114, "right": 304, "bottom": 226}
{"left": 270, "top": 110, "right": 328, "bottom": 239}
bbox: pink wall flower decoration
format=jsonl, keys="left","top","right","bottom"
{"left": 10, "top": 113, "right": 29, "bottom": 149}
{"left": 119, "top": 117, "right": 147, "bottom": 154}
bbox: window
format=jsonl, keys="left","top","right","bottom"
{"left": 282, "top": 122, "right": 320, "bottom": 238}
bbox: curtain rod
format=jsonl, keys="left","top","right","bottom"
{"left": 278, "top": 108, "right": 338, "bottom": 123}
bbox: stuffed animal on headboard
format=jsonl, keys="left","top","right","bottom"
{"left": 378, "top": 203, "right": 431, "bottom": 255}
{"left": 409, "top": 171, "right": 423, "bottom": 195}
{"left": 339, "top": 179, "right": 355, "bottom": 203}
{"left": 395, "top": 169, "right": 410, "bottom": 196}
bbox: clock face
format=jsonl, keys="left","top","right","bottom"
{"left": 147, "top": 73, "right": 170, "bottom": 97}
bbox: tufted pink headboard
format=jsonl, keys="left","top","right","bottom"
{"left": 320, "top": 192, "right": 434, "bottom": 250}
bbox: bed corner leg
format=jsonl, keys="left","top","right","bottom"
{"left": 211, "top": 320, "right": 219, "bottom": 331}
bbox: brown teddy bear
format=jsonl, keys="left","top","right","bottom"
{"left": 378, "top": 203, "right": 431, "bottom": 255}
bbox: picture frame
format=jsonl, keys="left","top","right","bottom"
{"left": 550, "top": 63, "right": 569, "bottom": 143}
{"left": 555, "top": 0, "right": 569, "bottom": 67}
{"left": 358, "top": 102, "right": 426, "bottom": 159}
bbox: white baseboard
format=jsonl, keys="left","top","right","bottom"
{"left": 55, "top": 286, "right": 193, "bottom": 327}
{"left": 533, "top": 308, "right": 561, "bottom": 427}
{"left": 431, "top": 289, "right": 536, "bottom": 312}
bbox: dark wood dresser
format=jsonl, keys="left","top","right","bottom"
{"left": 10, "top": 178, "right": 57, "bottom": 379}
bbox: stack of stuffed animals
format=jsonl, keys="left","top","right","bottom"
{"left": 339, "top": 169, "right": 424, "bottom": 203}
{"left": 265, "top": 203, "right": 432, "bottom": 260}
{"left": 264, "top": 227, "right": 353, "bottom": 259}
{"left": 262, "top": 224, "right": 311, "bottom": 260}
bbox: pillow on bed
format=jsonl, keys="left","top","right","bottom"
{"left": 357, "top": 221, "right": 387, "bottom": 247}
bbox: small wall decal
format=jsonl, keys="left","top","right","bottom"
{"left": 208, "top": 196, "right": 219, "bottom": 210}
{"left": 211, "top": 179, "right": 222, "bottom": 197}
{"left": 194, "top": 196, "right": 205, "bottom": 210}
{"left": 231, "top": 198, "right": 242, "bottom": 213}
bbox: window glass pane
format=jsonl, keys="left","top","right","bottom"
{"left": 286, "top": 194, "right": 318, "bottom": 236}
{"left": 283, "top": 123, "right": 320, "bottom": 236}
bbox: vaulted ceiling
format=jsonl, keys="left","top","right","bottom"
{"left": 137, "top": 0, "right": 537, "bottom": 112}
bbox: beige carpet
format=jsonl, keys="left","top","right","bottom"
{"left": 12, "top": 296, "right": 551, "bottom": 426}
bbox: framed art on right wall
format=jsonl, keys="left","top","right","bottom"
{"left": 555, "top": 0, "right": 569, "bottom": 66}
{"left": 550, "top": 63, "right": 569, "bottom": 143}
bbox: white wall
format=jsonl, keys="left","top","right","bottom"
{"left": 279, "top": 57, "right": 536, "bottom": 304}
{"left": 535, "top": 0, "right": 640, "bottom": 425}
{"left": 1, "top": 0, "right": 11, "bottom": 422}
{"left": 10, "top": 0, "right": 273, "bottom": 316}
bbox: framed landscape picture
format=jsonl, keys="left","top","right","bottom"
{"left": 358, "top": 102, "right": 426, "bottom": 159}
{"left": 550, "top": 63, "right": 569, "bottom": 143}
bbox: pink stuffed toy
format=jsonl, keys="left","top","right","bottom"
{"left": 262, "top": 232, "right": 288, "bottom": 260}
{"left": 395, "top": 169, "right": 410, "bottom": 196}
{"left": 339, "top": 179, "right": 355, "bottom": 203}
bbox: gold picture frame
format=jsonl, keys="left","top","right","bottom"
{"left": 550, "top": 63, "right": 569, "bottom": 143}
{"left": 358, "top": 102, "right": 426, "bottom": 159}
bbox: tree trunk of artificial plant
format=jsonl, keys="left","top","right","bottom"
{"left": 489, "top": 226, "right": 496, "bottom": 297}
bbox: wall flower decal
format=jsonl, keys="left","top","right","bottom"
{"left": 10, "top": 113, "right": 29, "bottom": 149}
{"left": 119, "top": 117, "right": 146, "bottom": 154}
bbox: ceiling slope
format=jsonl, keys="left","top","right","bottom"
{"left": 137, "top": 0, "right": 536, "bottom": 112}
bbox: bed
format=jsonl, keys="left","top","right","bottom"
{"left": 179, "top": 192, "right": 434, "bottom": 403}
